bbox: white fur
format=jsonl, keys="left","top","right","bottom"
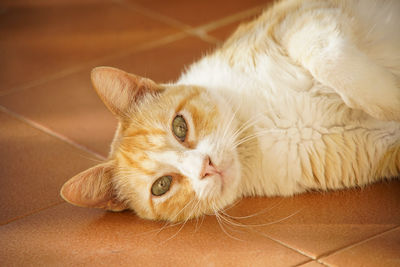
{"left": 177, "top": 0, "right": 400, "bottom": 198}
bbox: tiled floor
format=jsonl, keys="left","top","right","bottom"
{"left": 0, "top": 0, "right": 399, "bottom": 266}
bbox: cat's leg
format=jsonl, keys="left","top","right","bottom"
{"left": 284, "top": 24, "right": 400, "bottom": 121}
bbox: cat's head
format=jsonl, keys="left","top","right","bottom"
{"left": 60, "top": 67, "right": 242, "bottom": 222}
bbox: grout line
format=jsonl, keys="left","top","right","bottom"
{"left": 313, "top": 260, "right": 331, "bottom": 267}
{"left": 115, "top": 0, "right": 267, "bottom": 44}
{"left": 0, "top": 105, "right": 106, "bottom": 161}
{"left": 113, "top": 0, "right": 192, "bottom": 32}
{"left": 0, "top": 66, "right": 85, "bottom": 97}
{"left": 191, "top": 4, "right": 266, "bottom": 44}
{"left": 293, "top": 259, "right": 331, "bottom": 267}
{"left": 292, "top": 259, "right": 314, "bottom": 267}
{"left": 0, "top": 202, "right": 63, "bottom": 226}
{"left": 0, "top": 1, "right": 267, "bottom": 98}
{"left": 0, "top": 32, "right": 188, "bottom": 98}
{"left": 249, "top": 228, "right": 317, "bottom": 261}
{"left": 194, "top": 4, "right": 266, "bottom": 34}
{"left": 227, "top": 209, "right": 318, "bottom": 262}
{"left": 317, "top": 225, "right": 400, "bottom": 263}
{"left": 113, "top": 0, "right": 219, "bottom": 44}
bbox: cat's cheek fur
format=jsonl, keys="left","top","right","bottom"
{"left": 148, "top": 147, "right": 241, "bottom": 203}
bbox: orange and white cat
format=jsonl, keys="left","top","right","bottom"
{"left": 61, "top": 0, "right": 400, "bottom": 222}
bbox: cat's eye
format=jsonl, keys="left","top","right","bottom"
{"left": 151, "top": 175, "right": 172, "bottom": 196}
{"left": 172, "top": 115, "right": 187, "bottom": 141}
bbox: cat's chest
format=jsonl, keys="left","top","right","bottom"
{"left": 180, "top": 56, "right": 350, "bottom": 134}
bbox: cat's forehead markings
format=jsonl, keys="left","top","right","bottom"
{"left": 125, "top": 128, "right": 165, "bottom": 136}
{"left": 118, "top": 150, "right": 156, "bottom": 177}
{"left": 122, "top": 128, "right": 167, "bottom": 151}
{"left": 174, "top": 88, "right": 201, "bottom": 113}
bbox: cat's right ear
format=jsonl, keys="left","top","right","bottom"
{"left": 91, "top": 66, "right": 164, "bottom": 119}
{"left": 60, "top": 161, "right": 128, "bottom": 212}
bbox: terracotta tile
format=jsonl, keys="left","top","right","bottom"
{"left": 0, "top": 37, "right": 213, "bottom": 156}
{"left": 0, "top": 70, "right": 117, "bottom": 157}
{"left": 208, "top": 12, "right": 263, "bottom": 42}
{"left": 321, "top": 227, "right": 400, "bottom": 267}
{"left": 209, "top": 20, "right": 248, "bottom": 43}
{"left": 129, "top": 0, "right": 270, "bottom": 27}
{"left": 0, "top": 204, "right": 309, "bottom": 266}
{"left": 223, "top": 181, "right": 400, "bottom": 259}
{"left": 0, "top": 0, "right": 108, "bottom": 7}
{"left": 0, "top": 1, "right": 178, "bottom": 93}
{"left": 0, "top": 111, "right": 97, "bottom": 224}
{"left": 103, "top": 36, "right": 215, "bottom": 83}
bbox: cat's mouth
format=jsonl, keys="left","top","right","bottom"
{"left": 214, "top": 157, "right": 236, "bottom": 194}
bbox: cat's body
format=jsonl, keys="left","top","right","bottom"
{"left": 61, "top": 0, "right": 400, "bottom": 222}
{"left": 178, "top": 0, "right": 400, "bottom": 197}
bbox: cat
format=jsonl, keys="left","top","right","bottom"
{"left": 60, "top": 0, "right": 400, "bottom": 222}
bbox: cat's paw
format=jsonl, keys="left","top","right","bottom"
{"left": 339, "top": 68, "right": 400, "bottom": 121}
{"left": 357, "top": 77, "right": 400, "bottom": 121}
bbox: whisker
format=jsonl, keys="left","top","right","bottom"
{"left": 158, "top": 199, "right": 202, "bottom": 245}
{"left": 213, "top": 204, "right": 244, "bottom": 241}
{"left": 135, "top": 221, "right": 182, "bottom": 237}
{"left": 221, "top": 208, "right": 303, "bottom": 228}
{"left": 76, "top": 153, "right": 106, "bottom": 164}
{"left": 219, "top": 199, "right": 242, "bottom": 213}
{"left": 158, "top": 220, "right": 187, "bottom": 245}
{"left": 195, "top": 214, "right": 205, "bottom": 232}
{"left": 233, "top": 128, "right": 284, "bottom": 148}
{"left": 221, "top": 199, "right": 284, "bottom": 220}
{"left": 157, "top": 198, "right": 196, "bottom": 234}
{"left": 231, "top": 113, "right": 264, "bottom": 139}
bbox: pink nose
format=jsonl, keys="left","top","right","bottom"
{"left": 200, "top": 156, "right": 219, "bottom": 179}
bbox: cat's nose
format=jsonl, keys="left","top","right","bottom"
{"left": 200, "top": 156, "right": 219, "bottom": 179}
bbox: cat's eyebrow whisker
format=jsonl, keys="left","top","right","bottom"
{"left": 212, "top": 96, "right": 243, "bottom": 154}
{"left": 220, "top": 98, "right": 242, "bottom": 141}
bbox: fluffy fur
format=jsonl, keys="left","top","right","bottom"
{"left": 61, "top": 0, "right": 400, "bottom": 222}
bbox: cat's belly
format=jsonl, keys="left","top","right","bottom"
{"left": 245, "top": 86, "right": 400, "bottom": 196}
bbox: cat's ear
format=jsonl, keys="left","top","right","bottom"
{"left": 91, "top": 66, "right": 164, "bottom": 118}
{"left": 60, "top": 161, "right": 128, "bottom": 211}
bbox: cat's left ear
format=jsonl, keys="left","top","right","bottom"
{"left": 60, "top": 161, "right": 128, "bottom": 211}
{"left": 91, "top": 66, "right": 164, "bottom": 119}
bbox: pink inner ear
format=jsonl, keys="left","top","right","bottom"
{"left": 90, "top": 66, "right": 163, "bottom": 118}
{"left": 60, "top": 162, "right": 128, "bottom": 212}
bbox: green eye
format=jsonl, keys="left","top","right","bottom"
{"left": 172, "top": 115, "right": 187, "bottom": 141}
{"left": 151, "top": 176, "right": 172, "bottom": 196}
